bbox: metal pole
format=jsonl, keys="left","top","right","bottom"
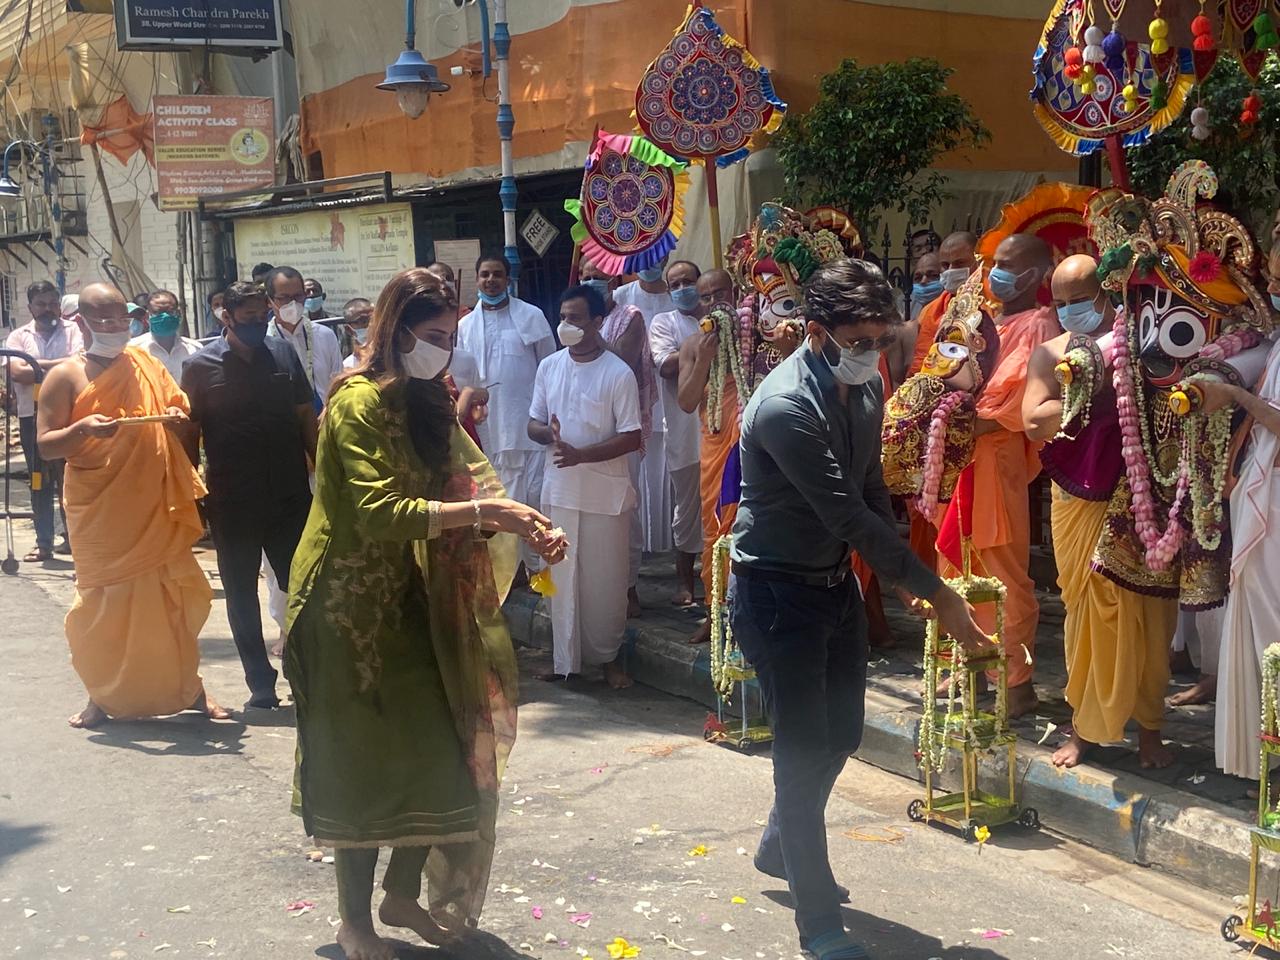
{"left": 492, "top": 0, "right": 519, "bottom": 291}
{"left": 41, "top": 116, "right": 65, "bottom": 295}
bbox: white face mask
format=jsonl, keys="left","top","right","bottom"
{"left": 401, "top": 336, "right": 451, "bottom": 380}
{"left": 819, "top": 336, "right": 881, "bottom": 386}
{"left": 276, "top": 300, "right": 305, "bottom": 326}
{"left": 939, "top": 267, "right": 970, "bottom": 293}
{"left": 86, "top": 329, "right": 131, "bottom": 360}
{"left": 557, "top": 321, "right": 586, "bottom": 347}
{"left": 213, "top": 306, "right": 227, "bottom": 324}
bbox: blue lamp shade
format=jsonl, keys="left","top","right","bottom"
{"left": 377, "top": 49, "right": 451, "bottom": 119}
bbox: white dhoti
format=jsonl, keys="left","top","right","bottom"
{"left": 639, "top": 429, "right": 673, "bottom": 554}
{"left": 263, "top": 552, "right": 286, "bottom": 633}
{"left": 493, "top": 449, "right": 546, "bottom": 570}
{"left": 669, "top": 461, "right": 702, "bottom": 555}
{"left": 1171, "top": 607, "right": 1223, "bottom": 674}
{"left": 544, "top": 504, "right": 631, "bottom": 677}
{"left": 1216, "top": 472, "right": 1280, "bottom": 780}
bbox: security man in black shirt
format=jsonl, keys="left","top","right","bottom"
{"left": 180, "top": 281, "right": 317, "bottom": 709}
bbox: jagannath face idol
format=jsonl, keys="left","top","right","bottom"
{"left": 1132, "top": 286, "right": 1223, "bottom": 388}
{"left": 751, "top": 262, "right": 800, "bottom": 341}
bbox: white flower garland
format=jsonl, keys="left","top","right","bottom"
{"left": 709, "top": 535, "right": 736, "bottom": 702}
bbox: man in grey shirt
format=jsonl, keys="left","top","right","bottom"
{"left": 729, "top": 258, "right": 986, "bottom": 960}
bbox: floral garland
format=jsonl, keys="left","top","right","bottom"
{"left": 1181, "top": 388, "right": 1233, "bottom": 553}
{"left": 1112, "top": 307, "right": 1189, "bottom": 570}
{"left": 709, "top": 535, "right": 736, "bottom": 702}
{"left": 704, "top": 305, "right": 754, "bottom": 434}
{"left": 917, "top": 574, "right": 1007, "bottom": 774}
{"left": 1055, "top": 338, "right": 1102, "bottom": 439}
{"left": 915, "top": 389, "right": 969, "bottom": 523}
{"left": 1261, "top": 643, "right": 1280, "bottom": 817}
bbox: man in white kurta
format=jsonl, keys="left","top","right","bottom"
{"left": 529, "top": 284, "right": 642, "bottom": 689}
{"left": 459, "top": 254, "right": 556, "bottom": 571}
{"left": 1212, "top": 327, "right": 1280, "bottom": 780}
{"left": 615, "top": 263, "right": 676, "bottom": 555}
{"left": 649, "top": 260, "right": 704, "bottom": 605}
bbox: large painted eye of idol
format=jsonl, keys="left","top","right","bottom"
{"left": 1134, "top": 287, "right": 1219, "bottom": 388}
{"left": 920, "top": 332, "right": 981, "bottom": 392}
{"left": 754, "top": 268, "right": 799, "bottom": 341}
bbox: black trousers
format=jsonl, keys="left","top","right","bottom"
{"left": 207, "top": 496, "right": 311, "bottom": 703}
{"left": 729, "top": 571, "right": 868, "bottom": 942}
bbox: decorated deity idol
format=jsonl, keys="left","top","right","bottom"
{"left": 881, "top": 267, "right": 1001, "bottom": 523}
{"left": 1065, "top": 160, "right": 1275, "bottom": 609}
{"left": 726, "top": 203, "right": 863, "bottom": 373}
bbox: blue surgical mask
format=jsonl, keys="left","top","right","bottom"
{"left": 1056, "top": 298, "right": 1104, "bottom": 335}
{"left": 989, "top": 266, "right": 1037, "bottom": 304}
{"left": 351, "top": 327, "right": 369, "bottom": 346}
{"left": 148, "top": 312, "right": 181, "bottom": 337}
{"left": 129, "top": 317, "right": 145, "bottom": 338}
{"left": 232, "top": 320, "right": 269, "bottom": 349}
{"left": 478, "top": 289, "right": 509, "bottom": 307}
{"left": 911, "top": 280, "right": 943, "bottom": 306}
{"left": 582, "top": 278, "right": 611, "bottom": 300}
{"left": 638, "top": 266, "right": 665, "bottom": 283}
{"left": 1271, "top": 292, "right": 1280, "bottom": 313}
{"left": 304, "top": 296, "right": 324, "bottom": 315}
{"left": 671, "top": 286, "right": 700, "bottom": 313}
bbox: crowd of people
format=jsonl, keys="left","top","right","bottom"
{"left": 3, "top": 206, "right": 1279, "bottom": 959}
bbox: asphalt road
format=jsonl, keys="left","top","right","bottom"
{"left": 0, "top": 564, "right": 1231, "bottom": 960}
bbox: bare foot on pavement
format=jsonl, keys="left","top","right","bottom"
{"left": 1051, "top": 731, "right": 1093, "bottom": 768}
{"left": 1168, "top": 674, "right": 1216, "bottom": 707}
{"left": 1138, "top": 728, "right": 1174, "bottom": 769}
{"left": 336, "top": 921, "right": 395, "bottom": 960}
{"left": 1007, "top": 682, "right": 1039, "bottom": 719}
{"left": 378, "top": 893, "right": 451, "bottom": 946}
{"left": 603, "top": 661, "right": 633, "bottom": 690}
{"left": 68, "top": 699, "right": 108, "bottom": 729}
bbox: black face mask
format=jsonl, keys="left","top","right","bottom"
{"left": 233, "top": 321, "right": 269, "bottom": 348}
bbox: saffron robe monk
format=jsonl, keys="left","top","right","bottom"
{"left": 947, "top": 234, "right": 1059, "bottom": 718}
{"left": 676, "top": 269, "right": 799, "bottom": 644}
{"left": 36, "top": 283, "right": 227, "bottom": 729}
{"left": 1023, "top": 256, "right": 1178, "bottom": 768}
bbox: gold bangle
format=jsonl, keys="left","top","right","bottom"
{"left": 427, "top": 500, "right": 442, "bottom": 540}
{"left": 471, "top": 499, "right": 485, "bottom": 540}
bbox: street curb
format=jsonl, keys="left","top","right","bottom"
{"left": 504, "top": 588, "right": 1257, "bottom": 894}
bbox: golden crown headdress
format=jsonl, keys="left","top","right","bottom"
{"left": 726, "top": 202, "right": 862, "bottom": 304}
{"left": 1088, "top": 161, "right": 1272, "bottom": 335}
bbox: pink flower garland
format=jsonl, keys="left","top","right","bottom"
{"left": 1111, "top": 308, "right": 1189, "bottom": 571}
{"left": 915, "top": 389, "right": 968, "bottom": 523}
{"left": 1196, "top": 327, "right": 1261, "bottom": 363}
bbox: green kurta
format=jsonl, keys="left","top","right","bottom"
{"left": 284, "top": 376, "right": 519, "bottom": 927}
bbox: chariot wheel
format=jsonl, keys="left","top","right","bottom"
{"left": 963, "top": 823, "right": 979, "bottom": 843}
{"left": 1018, "top": 808, "right": 1041, "bottom": 830}
{"left": 906, "top": 799, "right": 925, "bottom": 823}
{"left": 1221, "top": 914, "right": 1243, "bottom": 942}
{"left": 1, "top": 556, "right": 17, "bottom": 575}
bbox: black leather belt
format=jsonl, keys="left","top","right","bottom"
{"left": 731, "top": 561, "right": 850, "bottom": 589}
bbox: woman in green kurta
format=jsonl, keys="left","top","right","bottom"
{"left": 285, "top": 268, "right": 565, "bottom": 960}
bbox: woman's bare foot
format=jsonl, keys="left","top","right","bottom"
{"left": 270, "top": 630, "right": 285, "bottom": 658}
{"left": 671, "top": 587, "right": 695, "bottom": 607}
{"left": 68, "top": 699, "right": 107, "bottom": 729}
{"left": 603, "top": 660, "right": 633, "bottom": 690}
{"left": 627, "top": 586, "right": 642, "bottom": 619}
{"left": 336, "top": 920, "right": 395, "bottom": 960}
{"left": 1138, "top": 728, "right": 1174, "bottom": 769}
{"left": 378, "top": 893, "right": 451, "bottom": 946}
{"left": 1052, "top": 731, "right": 1093, "bottom": 768}
{"left": 686, "top": 618, "right": 711, "bottom": 645}
{"left": 1168, "top": 674, "right": 1216, "bottom": 707}
{"left": 1007, "top": 682, "right": 1039, "bottom": 719}
{"left": 192, "top": 689, "right": 232, "bottom": 721}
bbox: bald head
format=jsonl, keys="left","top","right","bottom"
{"left": 912, "top": 251, "right": 941, "bottom": 284}
{"left": 696, "top": 268, "right": 735, "bottom": 313}
{"left": 995, "top": 233, "right": 1053, "bottom": 273}
{"left": 938, "top": 232, "right": 977, "bottom": 270}
{"left": 1051, "top": 254, "right": 1101, "bottom": 305}
{"left": 78, "top": 283, "right": 127, "bottom": 320}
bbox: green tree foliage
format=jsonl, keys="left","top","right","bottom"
{"left": 1126, "top": 54, "right": 1279, "bottom": 236}
{"left": 773, "top": 58, "right": 989, "bottom": 238}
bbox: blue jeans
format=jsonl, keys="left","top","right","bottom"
{"left": 729, "top": 571, "right": 868, "bottom": 941}
{"left": 19, "top": 416, "right": 64, "bottom": 552}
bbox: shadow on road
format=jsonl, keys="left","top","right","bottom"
{"left": 84, "top": 715, "right": 247, "bottom": 756}
{"left": 0, "top": 819, "right": 49, "bottom": 868}
{"left": 314, "top": 929, "right": 530, "bottom": 959}
{"left": 842, "top": 906, "right": 1013, "bottom": 959}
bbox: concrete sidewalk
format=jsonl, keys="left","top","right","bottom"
{"left": 504, "top": 554, "right": 1263, "bottom": 897}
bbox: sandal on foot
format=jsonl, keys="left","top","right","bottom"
{"left": 23, "top": 547, "right": 52, "bottom": 562}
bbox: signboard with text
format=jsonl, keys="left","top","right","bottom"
{"left": 234, "top": 204, "right": 417, "bottom": 305}
{"left": 115, "top": 1, "right": 283, "bottom": 51}
{"left": 154, "top": 96, "right": 275, "bottom": 211}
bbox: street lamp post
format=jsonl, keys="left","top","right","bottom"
{"left": 380, "top": 0, "right": 519, "bottom": 291}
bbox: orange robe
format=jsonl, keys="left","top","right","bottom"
{"left": 63, "top": 348, "right": 212, "bottom": 718}
{"left": 700, "top": 373, "right": 740, "bottom": 604}
{"left": 938, "top": 306, "right": 1058, "bottom": 687}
